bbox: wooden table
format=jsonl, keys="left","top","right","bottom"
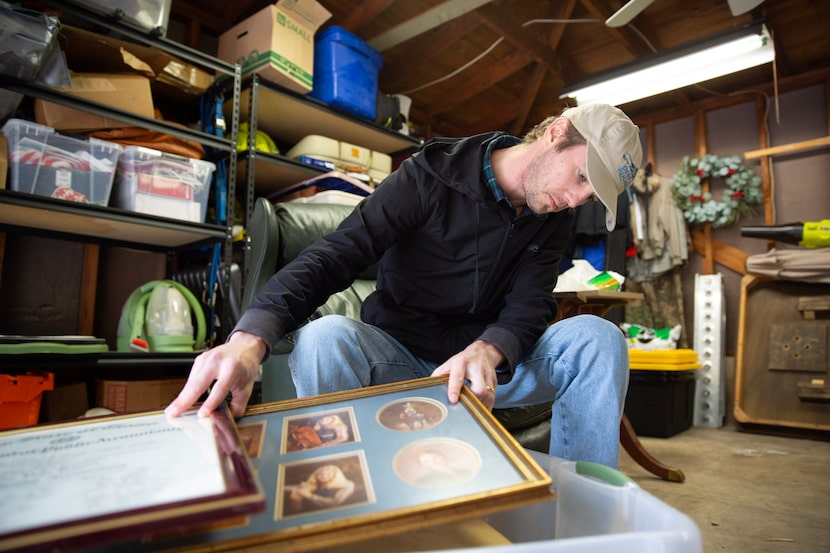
{"left": 552, "top": 289, "right": 644, "bottom": 321}
{"left": 553, "top": 289, "right": 686, "bottom": 483}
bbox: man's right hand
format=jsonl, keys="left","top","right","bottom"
{"left": 164, "top": 331, "right": 267, "bottom": 419}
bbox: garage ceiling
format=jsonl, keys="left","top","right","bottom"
{"left": 171, "top": 0, "right": 830, "bottom": 138}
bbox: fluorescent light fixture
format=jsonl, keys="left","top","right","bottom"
{"left": 559, "top": 22, "right": 774, "bottom": 106}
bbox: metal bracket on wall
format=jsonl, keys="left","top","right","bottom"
{"left": 693, "top": 274, "right": 726, "bottom": 427}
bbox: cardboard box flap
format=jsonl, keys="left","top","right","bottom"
{"left": 282, "top": 0, "right": 333, "bottom": 29}
{"left": 58, "top": 25, "right": 212, "bottom": 94}
{"left": 34, "top": 72, "right": 155, "bottom": 131}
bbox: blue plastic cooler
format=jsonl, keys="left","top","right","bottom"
{"left": 309, "top": 26, "right": 383, "bottom": 120}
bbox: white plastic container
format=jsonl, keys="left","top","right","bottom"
{"left": 1, "top": 118, "right": 122, "bottom": 206}
{"left": 112, "top": 146, "right": 215, "bottom": 223}
{"left": 473, "top": 452, "right": 702, "bottom": 553}
{"left": 286, "top": 134, "right": 392, "bottom": 185}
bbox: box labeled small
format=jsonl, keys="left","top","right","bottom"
{"left": 217, "top": 0, "right": 332, "bottom": 93}
{"left": 112, "top": 146, "right": 215, "bottom": 223}
{"left": 1, "top": 118, "right": 122, "bottom": 205}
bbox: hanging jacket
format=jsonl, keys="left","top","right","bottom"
{"left": 237, "top": 132, "right": 575, "bottom": 384}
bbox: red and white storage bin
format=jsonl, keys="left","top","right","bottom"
{"left": 112, "top": 146, "right": 215, "bottom": 223}
{"left": 1, "top": 118, "right": 122, "bottom": 205}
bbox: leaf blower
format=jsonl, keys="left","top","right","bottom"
{"left": 741, "top": 220, "right": 830, "bottom": 248}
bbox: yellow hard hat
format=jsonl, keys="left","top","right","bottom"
{"left": 237, "top": 123, "right": 279, "bottom": 154}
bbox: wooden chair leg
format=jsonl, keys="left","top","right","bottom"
{"left": 620, "top": 414, "right": 685, "bottom": 482}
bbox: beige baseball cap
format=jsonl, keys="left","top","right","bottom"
{"left": 562, "top": 104, "right": 643, "bottom": 231}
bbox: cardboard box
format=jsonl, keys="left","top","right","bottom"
{"left": 41, "top": 380, "right": 89, "bottom": 422}
{"left": 218, "top": 0, "right": 331, "bottom": 94}
{"left": 96, "top": 378, "right": 186, "bottom": 413}
{"left": 34, "top": 73, "right": 155, "bottom": 131}
{"left": 58, "top": 25, "right": 213, "bottom": 97}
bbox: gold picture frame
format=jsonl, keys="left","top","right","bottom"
{"left": 99, "top": 376, "right": 554, "bottom": 553}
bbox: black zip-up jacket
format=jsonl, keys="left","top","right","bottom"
{"left": 236, "top": 131, "right": 575, "bottom": 383}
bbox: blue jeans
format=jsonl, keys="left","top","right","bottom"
{"left": 288, "top": 314, "right": 629, "bottom": 467}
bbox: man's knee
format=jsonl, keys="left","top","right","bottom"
{"left": 292, "top": 314, "right": 357, "bottom": 351}
{"left": 543, "top": 314, "right": 624, "bottom": 348}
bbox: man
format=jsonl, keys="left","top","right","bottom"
{"left": 166, "top": 103, "right": 642, "bottom": 468}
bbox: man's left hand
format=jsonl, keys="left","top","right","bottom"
{"left": 431, "top": 340, "right": 503, "bottom": 410}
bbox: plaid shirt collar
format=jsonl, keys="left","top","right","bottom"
{"left": 482, "top": 134, "right": 540, "bottom": 218}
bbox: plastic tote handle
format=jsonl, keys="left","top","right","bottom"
{"left": 575, "top": 461, "right": 634, "bottom": 487}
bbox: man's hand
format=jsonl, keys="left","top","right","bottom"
{"left": 164, "top": 331, "right": 267, "bottom": 419}
{"left": 431, "top": 340, "right": 504, "bottom": 410}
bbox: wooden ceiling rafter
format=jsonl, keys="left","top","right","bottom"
{"left": 378, "top": 14, "right": 484, "bottom": 93}
{"left": 547, "top": 0, "right": 582, "bottom": 78}
{"left": 475, "top": 3, "right": 562, "bottom": 76}
{"left": 169, "top": 2, "right": 228, "bottom": 34}
{"left": 339, "top": 0, "right": 395, "bottom": 33}
{"left": 414, "top": 1, "right": 580, "bottom": 137}
{"left": 508, "top": 0, "right": 580, "bottom": 134}
{"left": 427, "top": 48, "right": 534, "bottom": 117}
{"left": 164, "top": 0, "right": 830, "bottom": 140}
{"left": 509, "top": 63, "right": 548, "bottom": 135}
{"left": 576, "top": 0, "right": 655, "bottom": 60}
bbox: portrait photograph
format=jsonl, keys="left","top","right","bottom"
{"left": 282, "top": 407, "right": 358, "bottom": 453}
{"left": 392, "top": 437, "right": 482, "bottom": 489}
{"left": 376, "top": 397, "right": 447, "bottom": 432}
{"left": 237, "top": 420, "right": 267, "bottom": 459}
{"left": 277, "top": 452, "right": 375, "bottom": 519}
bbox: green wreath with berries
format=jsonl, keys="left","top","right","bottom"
{"left": 671, "top": 154, "right": 764, "bottom": 228}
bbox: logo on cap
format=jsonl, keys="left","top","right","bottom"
{"left": 618, "top": 153, "right": 638, "bottom": 191}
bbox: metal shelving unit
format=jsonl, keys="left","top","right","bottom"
{"left": 0, "top": 190, "right": 226, "bottom": 251}
{"left": 0, "top": 3, "right": 242, "bottom": 372}
{"left": 231, "top": 74, "right": 422, "bottom": 214}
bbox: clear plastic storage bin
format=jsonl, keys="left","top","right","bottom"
{"left": 475, "top": 452, "right": 703, "bottom": 553}
{"left": 1, "top": 118, "right": 122, "bottom": 205}
{"left": 69, "top": 0, "right": 172, "bottom": 36}
{"left": 112, "top": 146, "right": 215, "bottom": 223}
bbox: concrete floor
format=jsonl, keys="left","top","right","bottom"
{"left": 618, "top": 426, "right": 830, "bottom": 553}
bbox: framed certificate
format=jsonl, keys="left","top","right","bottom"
{"left": 87, "top": 376, "right": 554, "bottom": 553}
{"left": 0, "top": 404, "right": 265, "bottom": 552}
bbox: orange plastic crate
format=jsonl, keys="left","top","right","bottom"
{"left": 0, "top": 372, "right": 54, "bottom": 430}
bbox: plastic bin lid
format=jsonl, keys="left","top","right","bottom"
{"left": 0, "top": 335, "right": 109, "bottom": 354}
{"left": 316, "top": 25, "right": 382, "bottom": 66}
{"left": 0, "top": 372, "right": 55, "bottom": 400}
{"left": 629, "top": 348, "right": 701, "bottom": 370}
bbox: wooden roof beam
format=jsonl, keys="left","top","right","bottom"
{"left": 475, "top": 3, "right": 563, "bottom": 77}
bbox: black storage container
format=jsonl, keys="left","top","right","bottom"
{"left": 624, "top": 368, "right": 697, "bottom": 438}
